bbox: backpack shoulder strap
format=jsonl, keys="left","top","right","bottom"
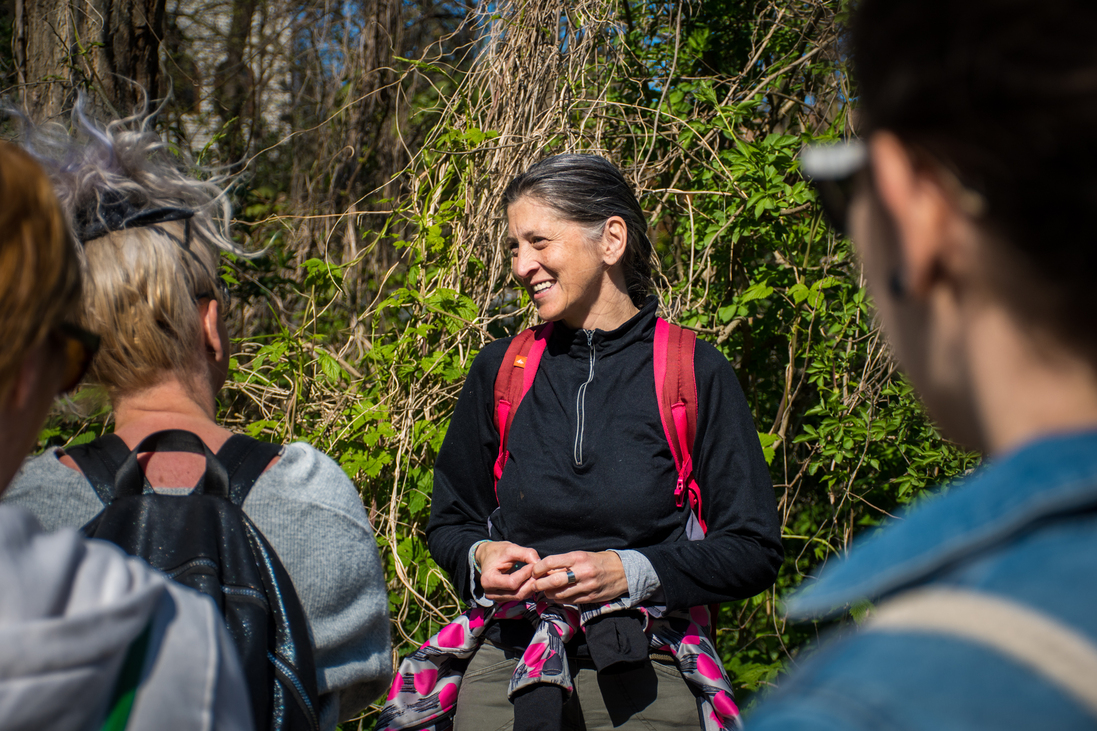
{"left": 492, "top": 322, "right": 554, "bottom": 500}
{"left": 65, "top": 433, "right": 137, "bottom": 504}
{"left": 653, "top": 318, "right": 704, "bottom": 534}
{"left": 868, "top": 587, "right": 1097, "bottom": 720}
{"left": 216, "top": 434, "right": 284, "bottom": 506}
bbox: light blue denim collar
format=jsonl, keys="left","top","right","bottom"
{"left": 788, "top": 429, "right": 1097, "bottom": 620}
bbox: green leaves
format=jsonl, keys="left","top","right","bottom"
{"left": 757, "top": 432, "right": 781, "bottom": 465}
{"left": 302, "top": 258, "right": 345, "bottom": 288}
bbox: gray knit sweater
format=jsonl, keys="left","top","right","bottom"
{"left": 2, "top": 441, "right": 392, "bottom": 730}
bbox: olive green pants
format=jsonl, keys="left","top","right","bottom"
{"left": 453, "top": 642, "right": 705, "bottom": 730}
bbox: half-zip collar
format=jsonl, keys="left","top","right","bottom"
{"left": 548, "top": 297, "right": 659, "bottom": 466}
{"left": 549, "top": 296, "right": 659, "bottom": 358}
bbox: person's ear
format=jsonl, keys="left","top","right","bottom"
{"left": 199, "top": 298, "right": 226, "bottom": 364}
{"left": 600, "top": 216, "right": 629, "bottom": 267}
{"left": 869, "top": 132, "right": 963, "bottom": 297}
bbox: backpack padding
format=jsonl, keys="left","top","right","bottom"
{"left": 114, "top": 430, "right": 230, "bottom": 499}
{"left": 653, "top": 318, "right": 704, "bottom": 532}
{"left": 216, "top": 434, "right": 284, "bottom": 506}
{"left": 492, "top": 322, "right": 553, "bottom": 496}
{"left": 65, "top": 433, "right": 138, "bottom": 504}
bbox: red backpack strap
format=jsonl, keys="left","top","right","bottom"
{"left": 492, "top": 322, "right": 554, "bottom": 501}
{"left": 653, "top": 318, "right": 704, "bottom": 534}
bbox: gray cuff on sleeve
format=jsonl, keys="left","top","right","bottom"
{"left": 608, "top": 549, "right": 664, "bottom": 608}
{"left": 467, "top": 542, "right": 495, "bottom": 608}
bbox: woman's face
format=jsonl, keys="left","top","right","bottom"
{"left": 848, "top": 152, "right": 983, "bottom": 451}
{"left": 507, "top": 196, "right": 611, "bottom": 329}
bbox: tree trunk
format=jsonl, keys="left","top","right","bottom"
{"left": 15, "top": 0, "right": 165, "bottom": 119}
{"left": 212, "top": 0, "right": 257, "bottom": 167}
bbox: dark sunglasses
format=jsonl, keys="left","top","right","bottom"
{"left": 800, "top": 140, "right": 869, "bottom": 237}
{"left": 52, "top": 322, "right": 100, "bottom": 394}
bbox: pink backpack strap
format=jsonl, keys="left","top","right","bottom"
{"left": 492, "top": 322, "right": 554, "bottom": 500}
{"left": 654, "top": 318, "right": 704, "bottom": 534}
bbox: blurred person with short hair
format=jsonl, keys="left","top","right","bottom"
{"left": 0, "top": 139, "right": 253, "bottom": 730}
{"left": 748, "top": 1, "right": 1097, "bottom": 729}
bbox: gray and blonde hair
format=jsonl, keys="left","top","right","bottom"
{"left": 17, "top": 100, "right": 248, "bottom": 397}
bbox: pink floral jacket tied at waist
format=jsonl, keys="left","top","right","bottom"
{"left": 379, "top": 599, "right": 742, "bottom": 731}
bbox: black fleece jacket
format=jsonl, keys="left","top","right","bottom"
{"left": 427, "top": 298, "right": 783, "bottom": 612}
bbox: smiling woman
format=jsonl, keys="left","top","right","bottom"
{"left": 381, "top": 154, "right": 783, "bottom": 731}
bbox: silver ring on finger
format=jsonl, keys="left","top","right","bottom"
{"left": 565, "top": 568, "right": 578, "bottom": 585}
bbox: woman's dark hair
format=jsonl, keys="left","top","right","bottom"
{"left": 503, "top": 154, "right": 653, "bottom": 306}
{"left": 852, "top": 0, "right": 1097, "bottom": 356}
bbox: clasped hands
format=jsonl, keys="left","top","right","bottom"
{"left": 474, "top": 540, "right": 628, "bottom": 605}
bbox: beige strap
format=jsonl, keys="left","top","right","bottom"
{"left": 867, "top": 587, "right": 1097, "bottom": 718}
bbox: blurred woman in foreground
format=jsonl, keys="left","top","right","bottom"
{"left": 749, "top": 0, "right": 1097, "bottom": 728}
{"left": 0, "top": 141, "right": 251, "bottom": 729}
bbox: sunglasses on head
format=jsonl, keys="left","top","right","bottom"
{"left": 53, "top": 322, "right": 100, "bottom": 395}
{"left": 800, "top": 140, "right": 870, "bottom": 237}
{"left": 194, "top": 275, "right": 232, "bottom": 307}
{"left": 801, "top": 139, "right": 988, "bottom": 237}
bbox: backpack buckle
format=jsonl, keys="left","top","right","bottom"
{"left": 674, "top": 476, "right": 686, "bottom": 507}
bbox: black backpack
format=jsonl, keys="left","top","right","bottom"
{"left": 69, "top": 429, "right": 320, "bottom": 731}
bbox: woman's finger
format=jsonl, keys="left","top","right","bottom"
{"left": 538, "top": 551, "right": 627, "bottom": 604}
{"left": 486, "top": 574, "right": 539, "bottom": 602}
{"left": 479, "top": 541, "right": 541, "bottom": 594}
{"left": 531, "top": 551, "right": 584, "bottom": 578}
{"left": 500, "top": 544, "right": 541, "bottom": 566}
{"left": 481, "top": 541, "right": 533, "bottom": 570}
{"left": 532, "top": 567, "right": 574, "bottom": 593}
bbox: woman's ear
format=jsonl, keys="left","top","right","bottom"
{"left": 199, "top": 298, "right": 227, "bottom": 364}
{"left": 869, "top": 133, "right": 964, "bottom": 298}
{"left": 600, "top": 216, "right": 629, "bottom": 267}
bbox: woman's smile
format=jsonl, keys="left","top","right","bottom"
{"left": 531, "top": 280, "right": 556, "bottom": 297}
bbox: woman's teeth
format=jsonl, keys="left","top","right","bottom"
{"left": 533, "top": 281, "right": 553, "bottom": 293}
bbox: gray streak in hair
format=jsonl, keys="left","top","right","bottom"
{"left": 10, "top": 94, "right": 248, "bottom": 261}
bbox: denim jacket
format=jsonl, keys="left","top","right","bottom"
{"left": 748, "top": 430, "right": 1097, "bottom": 730}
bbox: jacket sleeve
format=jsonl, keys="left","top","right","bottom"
{"left": 240, "top": 443, "right": 392, "bottom": 720}
{"left": 426, "top": 339, "right": 511, "bottom": 605}
{"left": 635, "top": 340, "right": 784, "bottom": 611}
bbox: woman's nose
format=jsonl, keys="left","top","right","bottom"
{"left": 512, "top": 243, "right": 538, "bottom": 279}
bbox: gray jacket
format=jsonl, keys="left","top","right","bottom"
{"left": 0, "top": 504, "right": 253, "bottom": 730}
{"left": 3, "top": 441, "right": 392, "bottom": 729}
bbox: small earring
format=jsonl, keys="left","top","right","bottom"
{"left": 888, "top": 270, "right": 907, "bottom": 300}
